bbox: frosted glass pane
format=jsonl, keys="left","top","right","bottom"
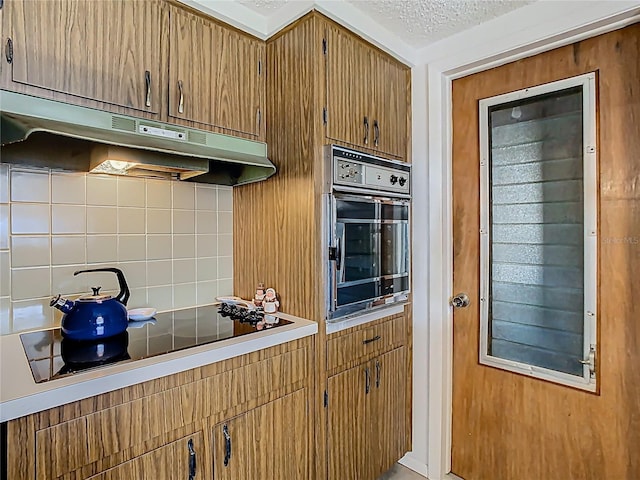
{"left": 487, "top": 87, "right": 585, "bottom": 376}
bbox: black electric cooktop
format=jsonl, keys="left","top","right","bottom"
{"left": 20, "top": 304, "right": 292, "bottom": 384}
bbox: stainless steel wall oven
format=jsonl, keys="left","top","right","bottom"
{"left": 324, "top": 145, "right": 411, "bottom": 320}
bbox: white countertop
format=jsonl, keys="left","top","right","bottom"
{"left": 325, "top": 303, "right": 405, "bottom": 335}
{"left": 0, "top": 311, "right": 317, "bottom": 422}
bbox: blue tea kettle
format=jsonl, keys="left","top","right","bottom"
{"left": 51, "top": 267, "right": 130, "bottom": 341}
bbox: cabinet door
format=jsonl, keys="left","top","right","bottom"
{"left": 371, "top": 347, "right": 407, "bottom": 477}
{"left": 325, "top": 24, "right": 371, "bottom": 150}
{"left": 327, "top": 363, "right": 373, "bottom": 480}
{"left": 169, "top": 6, "right": 264, "bottom": 137}
{"left": 370, "top": 53, "right": 408, "bottom": 159}
{"left": 8, "top": 0, "right": 162, "bottom": 113}
{"left": 213, "top": 389, "right": 308, "bottom": 479}
{"left": 87, "top": 432, "right": 203, "bottom": 480}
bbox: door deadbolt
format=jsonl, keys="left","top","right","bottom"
{"left": 450, "top": 293, "right": 470, "bottom": 308}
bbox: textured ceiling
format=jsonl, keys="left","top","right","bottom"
{"left": 237, "top": 0, "right": 534, "bottom": 47}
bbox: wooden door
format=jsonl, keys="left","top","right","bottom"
{"left": 87, "top": 432, "right": 203, "bottom": 480}
{"left": 325, "top": 24, "right": 371, "bottom": 150}
{"left": 370, "top": 53, "right": 407, "bottom": 159}
{"left": 372, "top": 347, "right": 407, "bottom": 477}
{"left": 8, "top": 0, "right": 162, "bottom": 113}
{"left": 169, "top": 7, "right": 264, "bottom": 138}
{"left": 213, "top": 390, "right": 308, "bottom": 479}
{"left": 327, "top": 363, "right": 372, "bottom": 480}
{"left": 451, "top": 24, "right": 640, "bottom": 480}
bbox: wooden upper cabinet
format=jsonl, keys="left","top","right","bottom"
{"left": 324, "top": 21, "right": 409, "bottom": 160}
{"left": 7, "top": 0, "right": 163, "bottom": 113}
{"left": 168, "top": 6, "right": 265, "bottom": 138}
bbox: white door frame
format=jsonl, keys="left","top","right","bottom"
{"left": 422, "top": 3, "right": 640, "bottom": 479}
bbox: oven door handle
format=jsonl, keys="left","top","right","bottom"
{"left": 335, "top": 224, "right": 346, "bottom": 284}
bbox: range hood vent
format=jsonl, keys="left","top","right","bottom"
{"left": 0, "top": 90, "right": 276, "bottom": 185}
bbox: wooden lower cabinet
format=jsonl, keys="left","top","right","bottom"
{"left": 6, "top": 338, "right": 311, "bottom": 480}
{"left": 327, "top": 346, "right": 407, "bottom": 480}
{"left": 213, "top": 389, "right": 308, "bottom": 479}
{"left": 86, "top": 432, "right": 202, "bottom": 480}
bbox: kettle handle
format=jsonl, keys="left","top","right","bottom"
{"left": 74, "top": 268, "right": 130, "bottom": 306}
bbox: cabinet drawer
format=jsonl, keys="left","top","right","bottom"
{"left": 327, "top": 315, "right": 405, "bottom": 372}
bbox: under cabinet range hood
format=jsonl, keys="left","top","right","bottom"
{"left": 0, "top": 90, "right": 276, "bottom": 185}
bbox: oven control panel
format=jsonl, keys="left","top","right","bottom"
{"left": 330, "top": 146, "right": 410, "bottom": 196}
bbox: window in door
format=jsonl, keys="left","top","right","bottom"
{"left": 478, "top": 73, "right": 597, "bottom": 391}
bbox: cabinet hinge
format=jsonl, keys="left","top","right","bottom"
{"left": 323, "top": 107, "right": 327, "bottom": 125}
{"left": 323, "top": 390, "right": 328, "bottom": 408}
{"left": 322, "top": 38, "right": 327, "bottom": 55}
{"left": 5, "top": 38, "right": 13, "bottom": 64}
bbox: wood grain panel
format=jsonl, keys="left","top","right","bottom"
{"left": 372, "top": 347, "right": 407, "bottom": 477}
{"left": 326, "top": 313, "right": 405, "bottom": 373}
{"left": 327, "top": 363, "right": 371, "bottom": 480}
{"left": 8, "top": 0, "right": 163, "bottom": 113}
{"left": 213, "top": 389, "right": 308, "bottom": 479}
{"left": 235, "top": 13, "right": 323, "bottom": 321}
{"left": 168, "top": 6, "right": 264, "bottom": 138}
{"left": 86, "top": 432, "right": 203, "bottom": 480}
{"left": 451, "top": 23, "right": 640, "bottom": 480}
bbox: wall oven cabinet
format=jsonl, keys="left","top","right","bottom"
{"left": 325, "top": 145, "right": 410, "bottom": 320}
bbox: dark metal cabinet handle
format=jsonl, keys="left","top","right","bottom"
{"left": 375, "top": 359, "right": 381, "bottom": 389}
{"left": 365, "top": 367, "right": 370, "bottom": 394}
{"left": 256, "top": 107, "right": 261, "bottom": 133}
{"left": 363, "top": 116, "right": 369, "bottom": 144}
{"left": 373, "top": 120, "right": 380, "bottom": 147}
{"left": 178, "top": 80, "right": 185, "bottom": 114}
{"left": 362, "top": 335, "right": 381, "bottom": 345}
{"left": 144, "top": 70, "right": 151, "bottom": 108}
{"left": 223, "top": 424, "right": 232, "bottom": 467}
{"left": 5, "top": 38, "right": 13, "bottom": 64}
{"left": 188, "top": 438, "right": 197, "bottom": 479}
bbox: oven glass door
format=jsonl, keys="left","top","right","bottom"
{"left": 332, "top": 195, "right": 409, "bottom": 312}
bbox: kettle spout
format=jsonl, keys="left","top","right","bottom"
{"left": 50, "top": 294, "right": 75, "bottom": 314}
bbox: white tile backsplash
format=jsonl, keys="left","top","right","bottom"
{"left": 218, "top": 211, "right": 233, "bottom": 234}
{"left": 11, "top": 204, "right": 50, "bottom": 234}
{"left": 118, "top": 207, "right": 145, "bottom": 234}
{"left": 173, "top": 182, "right": 195, "bottom": 209}
{"left": 147, "top": 209, "right": 171, "bottom": 234}
{"left": 196, "top": 185, "right": 217, "bottom": 211}
{"left": 11, "top": 267, "right": 51, "bottom": 300}
{"left": 218, "top": 187, "right": 233, "bottom": 211}
{"left": 196, "top": 211, "right": 217, "bottom": 234}
{"left": 118, "top": 235, "right": 146, "bottom": 262}
{"left": 0, "top": 164, "right": 9, "bottom": 203}
{"left": 87, "top": 235, "right": 118, "bottom": 264}
{"left": 0, "top": 251, "right": 9, "bottom": 297}
{"left": 52, "top": 173, "right": 86, "bottom": 204}
{"left": 86, "top": 175, "right": 117, "bottom": 206}
{"left": 11, "top": 236, "right": 50, "bottom": 268}
{"left": 11, "top": 170, "right": 50, "bottom": 203}
{"left": 173, "top": 258, "right": 196, "bottom": 284}
{"left": 52, "top": 236, "right": 86, "bottom": 266}
{"left": 87, "top": 206, "right": 117, "bottom": 234}
{"left": 173, "top": 210, "right": 195, "bottom": 234}
{"left": 147, "top": 181, "right": 171, "bottom": 208}
{"left": 117, "top": 177, "right": 145, "bottom": 207}
{"left": 1, "top": 164, "right": 234, "bottom": 335}
{"left": 52, "top": 205, "right": 86, "bottom": 234}
{"left": 0, "top": 205, "right": 9, "bottom": 249}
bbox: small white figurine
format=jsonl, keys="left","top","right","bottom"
{"left": 263, "top": 288, "right": 280, "bottom": 314}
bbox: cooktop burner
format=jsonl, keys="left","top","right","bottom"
{"left": 20, "top": 304, "right": 292, "bottom": 384}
